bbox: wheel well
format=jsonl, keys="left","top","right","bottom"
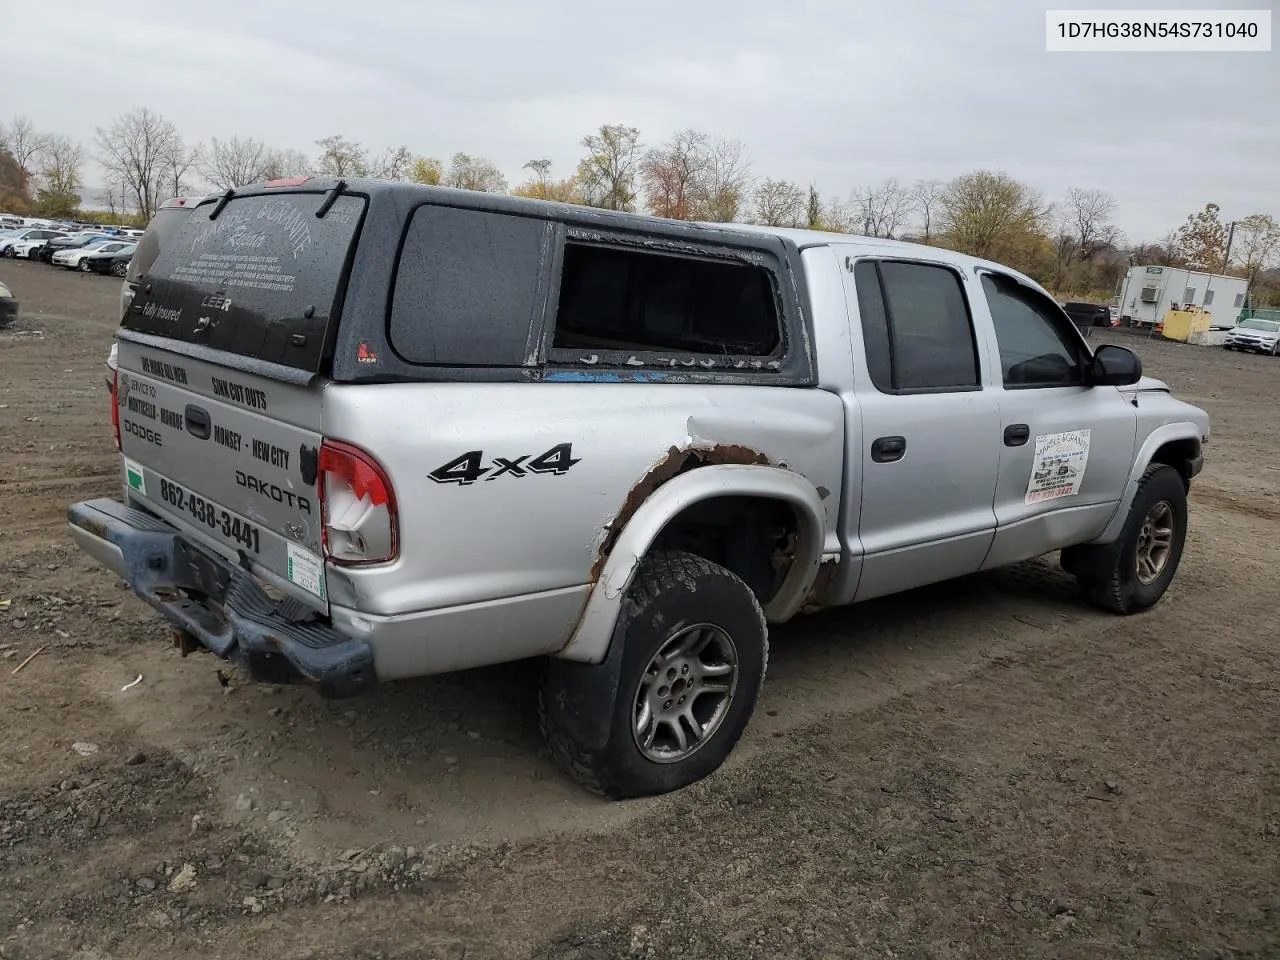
{"left": 649, "top": 496, "right": 800, "bottom": 605}
{"left": 1149, "top": 438, "right": 1201, "bottom": 489}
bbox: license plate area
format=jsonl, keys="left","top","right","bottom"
{"left": 173, "top": 537, "right": 233, "bottom": 602}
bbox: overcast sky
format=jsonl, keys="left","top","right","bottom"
{"left": 8, "top": 0, "right": 1276, "bottom": 240}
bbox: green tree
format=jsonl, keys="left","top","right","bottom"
{"left": 0, "top": 145, "right": 32, "bottom": 213}
{"left": 410, "top": 156, "right": 444, "bottom": 185}
{"left": 936, "top": 170, "right": 1050, "bottom": 275}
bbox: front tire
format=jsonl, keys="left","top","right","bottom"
{"left": 539, "top": 551, "right": 768, "bottom": 799}
{"left": 1069, "top": 464, "right": 1188, "bottom": 615}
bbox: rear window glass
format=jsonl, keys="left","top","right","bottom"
{"left": 389, "top": 205, "right": 550, "bottom": 366}
{"left": 124, "top": 192, "right": 367, "bottom": 372}
{"left": 126, "top": 206, "right": 197, "bottom": 284}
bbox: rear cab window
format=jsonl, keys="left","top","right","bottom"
{"left": 124, "top": 190, "right": 367, "bottom": 373}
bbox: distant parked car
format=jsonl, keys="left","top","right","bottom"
{"left": 83, "top": 246, "right": 136, "bottom": 277}
{"left": 0, "top": 228, "right": 67, "bottom": 256}
{"left": 1062, "top": 301, "right": 1114, "bottom": 328}
{"left": 8, "top": 237, "right": 54, "bottom": 259}
{"left": 0, "top": 279, "right": 16, "bottom": 328}
{"left": 1223, "top": 318, "right": 1280, "bottom": 355}
{"left": 38, "top": 234, "right": 116, "bottom": 263}
{"left": 53, "top": 240, "right": 136, "bottom": 271}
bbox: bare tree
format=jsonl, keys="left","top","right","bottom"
{"left": 198, "top": 136, "right": 270, "bottom": 190}
{"left": 849, "top": 178, "right": 914, "bottom": 239}
{"left": 163, "top": 140, "right": 198, "bottom": 197}
{"left": 369, "top": 145, "right": 414, "bottom": 181}
{"left": 1064, "top": 187, "right": 1120, "bottom": 260}
{"left": 1231, "top": 214, "right": 1280, "bottom": 287}
{"left": 95, "top": 108, "right": 183, "bottom": 218}
{"left": 445, "top": 152, "right": 507, "bottom": 192}
{"left": 911, "top": 178, "right": 946, "bottom": 243}
{"left": 3, "top": 116, "right": 46, "bottom": 174}
{"left": 753, "top": 178, "right": 806, "bottom": 227}
{"left": 577, "top": 124, "right": 642, "bottom": 211}
{"left": 698, "top": 137, "right": 752, "bottom": 222}
{"left": 315, "top": 135, "right": 368, "bottom": 177}
{"left": 261, "top": 148, "right": 311, "bottom": 180}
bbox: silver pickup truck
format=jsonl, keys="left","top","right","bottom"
{"left": 71, "top": 178, "right": 1209, "bottom": 798}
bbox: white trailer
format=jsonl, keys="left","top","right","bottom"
{"left": 1115, "top": 265, "right": 1249, "bottom": 329}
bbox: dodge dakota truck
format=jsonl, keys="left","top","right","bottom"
{"left": 69, "top": 178, "right": 1209, "bottom": 798}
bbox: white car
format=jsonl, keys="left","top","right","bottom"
{"left": 0, "top": 228, "right": 67, "bottom": 256}
{"left": 8, "top": 237, "right": 52, "bottom": 259}
{"left": 52, "top": 240, "right": 137, "bottom": 270}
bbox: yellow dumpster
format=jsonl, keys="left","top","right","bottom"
{"left": 1161, "top": 308, "right": 1212, "bottom": 342}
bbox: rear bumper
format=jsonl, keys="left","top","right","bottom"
{"left": 67, "top": 498, "right": 376, "bottom": 698}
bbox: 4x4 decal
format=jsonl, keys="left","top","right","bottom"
{"left": 428, "top": 443, "right": 581, "bottom": 486}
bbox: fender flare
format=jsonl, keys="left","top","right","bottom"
{"left": 556, "top": 464, "right": 828, "bottom": 664}
{"left": 1089, "top": 421, "right": 1204, "bottom": 545}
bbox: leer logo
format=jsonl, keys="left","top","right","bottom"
{"left": 356, "top": 342, "right": 378, "bottom": 364}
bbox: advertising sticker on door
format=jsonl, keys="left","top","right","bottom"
{"left": 1025, "top": 429, "right": 1091, "bottom": 504}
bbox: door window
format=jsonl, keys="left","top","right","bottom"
{"left": 981, "top": 274, "right": 1086, "bottom": 388}
{"left": 853, "top": 260, "right": 980, "bottom": 393}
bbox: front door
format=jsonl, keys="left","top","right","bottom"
{"left": 844, "top": 256, "right": 1002, "bottom": 602}
{"left": 976, "top": 271, "right": 1137, "bottom": 569}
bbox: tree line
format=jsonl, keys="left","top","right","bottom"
{"left": 2, "top": 110, "right": 1277, "bottom": 305}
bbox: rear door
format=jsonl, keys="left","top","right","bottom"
{"left": 843, "top": 256, "right": 1002, "bottom": 602}
{"left": 116, "top": 188, "right": 368, "bottom": 610}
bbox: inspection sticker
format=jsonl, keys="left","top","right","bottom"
{"left": 286, "top": 541, "right": 327, "bottom": 601}
{"left": 123, "top": 458, "right": 146, "bottom": 495}
{"left": 1025, "top": 429, "right": 1091, "bottom": 504}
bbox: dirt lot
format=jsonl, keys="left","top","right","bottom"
{"left": 1, "top": 259, "right": 1277, "bottom": 960}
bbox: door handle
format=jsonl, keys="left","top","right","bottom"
{"left": 870, "top": 436, "right": 906, "bottom": 463}
{"left": 1004, "top": 424, "right": 1030, "bottom": 447}
{"left": 184, "top": 404, "right": 211, "bottom": 440}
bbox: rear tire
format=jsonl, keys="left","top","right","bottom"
{"left": 539, "top": 550, "right": 768, "bottom": 799}
{"left": 1068, "top": 464, "right": 1188, "bottom": 615}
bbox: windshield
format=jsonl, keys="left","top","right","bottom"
{"left": 1239, "top": 319, "right": 1280, "bottom": 333}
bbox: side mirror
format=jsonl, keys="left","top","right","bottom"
{"left": 1090, "top": 344, "right": 1142, "bottom": 386}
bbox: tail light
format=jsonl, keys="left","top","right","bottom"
{"left": 317, "top": 440, "right": 398, "bottom": 565}
{"left": 111, "top": 368, "right": 121, "bottom": 450}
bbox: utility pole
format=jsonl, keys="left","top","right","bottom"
{"left": 1202, "top": 219, "right": 1238, "bottom": 329}
{"left": 1222, "top": 220, "right": 1237, "bottom": 274}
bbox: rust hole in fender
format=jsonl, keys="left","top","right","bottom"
{"left": 801, "top": 555, "right": 839, "bottom": 612}
{"left": 590, "top": 443, "right": 771, "bottom": 582}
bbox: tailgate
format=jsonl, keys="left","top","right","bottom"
{"left": 116, "top": 344, "right": 329, "bottom": 610}
{"left": 114, "top": 187, "right": 369, "bottom": 611}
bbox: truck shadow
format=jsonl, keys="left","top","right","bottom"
{"left": 209, "top": 553, "right": 1093, "bottom": 850}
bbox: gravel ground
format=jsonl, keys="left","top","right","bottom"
{"left": 0, "top": 259, "right": 1276, "bottom": 960}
